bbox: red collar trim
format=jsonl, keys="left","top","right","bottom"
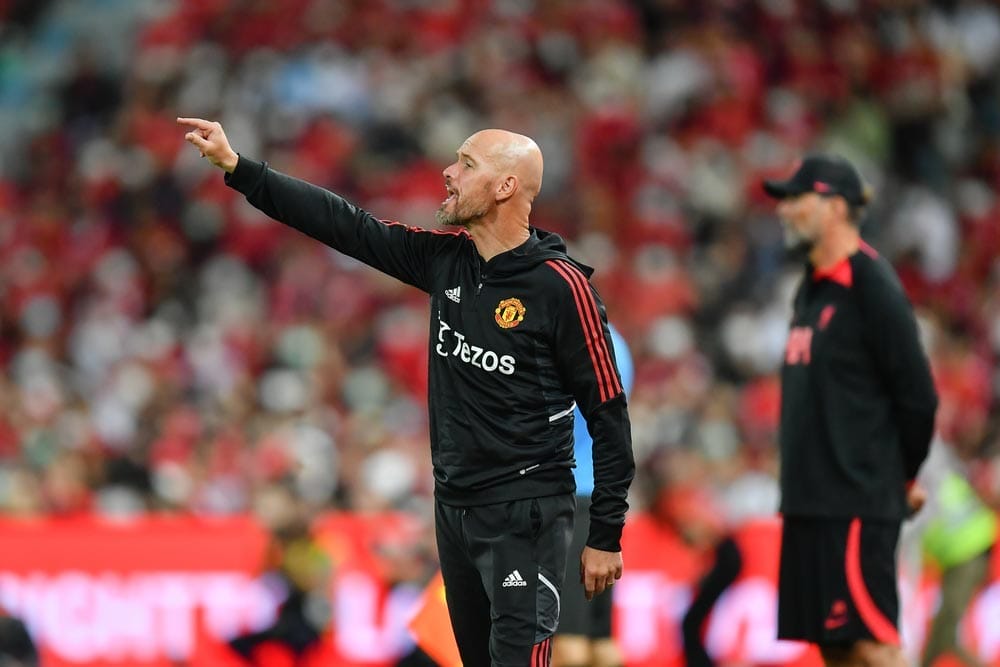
{"left": 813, "top": 257, "right": 853, "bottom": 288}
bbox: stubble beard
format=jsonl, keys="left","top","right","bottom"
{"left": 783, "top": 227, "right": 814, "bottom": 253}
{"left": 781, "top": 218, "right": 819, "bottom": 255}
{"left": 435, "top": 194, "right": 489, "bottom": 228}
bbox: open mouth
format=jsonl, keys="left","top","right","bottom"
{"left": 441, "top": 185, "right": 456, "bottom": 206}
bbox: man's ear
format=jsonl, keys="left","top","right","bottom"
{"left": 496, "top": 175, "right": 518, "bottom": 202}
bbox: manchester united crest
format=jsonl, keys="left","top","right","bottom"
{"left": 494, "top": 297, "right": 526, "bottom": 329}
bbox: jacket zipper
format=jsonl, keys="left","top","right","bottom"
{"left": 475, "top": 257, "right": 485, "bottom": 299}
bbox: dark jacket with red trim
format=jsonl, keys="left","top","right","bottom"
{"left": 780, "top": 242, "right": 938, "bottom": 520}
{"left": 225, "top": 157, "right": 635, "bottom": 551}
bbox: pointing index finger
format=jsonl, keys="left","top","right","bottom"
{"left": 176, "top": 117, "right": 213, "bottom": 130}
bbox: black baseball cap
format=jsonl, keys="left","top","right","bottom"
{"left": 763, "top": 154, "right": 871, "bottom": 207}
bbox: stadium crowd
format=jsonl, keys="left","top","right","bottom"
{"left": 0, "top": 0, "right": 999, "bottom": 589}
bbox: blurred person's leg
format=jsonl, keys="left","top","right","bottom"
{"left": 852, "top": 639, "right": 908, "bottom": 667}
{"left": 921, "top": 549, "right": 990, "bottom": 667}
{"left": 819, "top": 644, "right": 865, "bottom": 667}
{"left": 781, "top": 518, "right": 905, "bottom": 667}
{"left": 552, "top": 635, "right": 591, "bottom": 667}
{"left": 820, "top": 641, "right": 907, "bottom": 667}
{"left": 777, "top": 516, "right": 828, "bottom": 645}
{"left": 552, "top": 630, "right": 622, "bottom": 667}
{"left": 590, "top": 638, "right": 623, "bottom": 667}
{"left": 835, "top": 517, "right": 907, "bottom": 667}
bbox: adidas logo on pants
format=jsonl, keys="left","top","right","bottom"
{"left": 502, "top": 569, "right": 528, "bottom": 587}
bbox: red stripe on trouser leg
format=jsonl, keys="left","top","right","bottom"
{"left": 530, "top": 637, "right": 551, "bottom": 667}
{"left": 845, "top": 518, "right": 900, "bottom": 645}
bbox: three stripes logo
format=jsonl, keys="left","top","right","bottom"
{"left": 502, "top": 569, "right": 528, "bottom": 588}
{"left": 445, "top": 286, "right": 461, "bottom": 303}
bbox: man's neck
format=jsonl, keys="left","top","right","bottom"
{"left": 809, "top": 223, "right": 860, "bottom": 271}
{"left": 468, "top": 216, "right": 531, "bottom": 262}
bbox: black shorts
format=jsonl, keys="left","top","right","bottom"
{"left": 778, "top": 515, "right": 901, "bottom": 646}
{"left": 556, "top": 495, "right": 613, "bottom": 639}
{"left": 435, "top": 494, "right": 575, "bottom": 667}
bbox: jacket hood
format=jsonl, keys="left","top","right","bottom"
{"left": 483, "top": 227, "right": 594, "bottom": 278}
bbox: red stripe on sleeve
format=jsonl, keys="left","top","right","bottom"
{"left": 546, "top": 260, "right": 617, "bottom": 402}
{"left": 561, "top": 261, "right": 623, "bottom": 397}
{"left": 380, "top": 220, "right": 470, "bottom": 237}
{"left": 549, "top": 261, "right": 623, "bottom": 398}
{"left": 845, "top": 518, "right": 900, "bottom": 646}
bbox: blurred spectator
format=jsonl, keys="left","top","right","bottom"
{"left": 917, "top": 397, "right": 999, "bottom": 667}
{"left": 0, "top": 608, "right": 37, "bottom": 667}
{"left": 229, "top": 482, "right": 331, "bottom": 665}
{"left": 919, "top": 448, "right": 996, "bottom": 667}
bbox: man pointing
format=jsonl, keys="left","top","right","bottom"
{"left": 178, "top": 118, "right": 635, "bottom": 667}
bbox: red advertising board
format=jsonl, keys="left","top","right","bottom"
{"left": 2, "top": 513, "right": 1000, "bottom": 666}
{"left": 0, "top": 516, "right": 275, "bottom": 667}
{"left": 408, "top": 514, "right": 1000, "bottom": 667}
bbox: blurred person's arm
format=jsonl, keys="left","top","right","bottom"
{"left": 682, "top": 536, "right": 742, "bottom": 667}
{"left": 860, "top": 274, "right": 938, "bottom": 492}
{"left": 969, "top": 454, "right": 1000, "bottom": 511}
{"left": 178, "top": 117, "right": 456, "bottom": 293}
{"left": 549, "top": 266, "right": 635, "bottom": 600}
{"left": 0, "top": 612, "right": 38, "bottom": 667}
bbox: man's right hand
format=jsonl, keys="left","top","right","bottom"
{"left": 177, "top": 117, "right": 239, "bottom": 173}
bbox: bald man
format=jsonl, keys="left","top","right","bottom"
{"left": 178, "top": 119, "right": 635, "bottom": 667}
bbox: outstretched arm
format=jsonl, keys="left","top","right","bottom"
{"left": 177, "top": 117, "right": 461, "bottom": 293}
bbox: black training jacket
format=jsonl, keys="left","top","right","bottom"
{"left": 779, "top": 241, "right": 938, "bottom": 520}
{"left": 225, "top": 157, "right": 635, "bottom": 551}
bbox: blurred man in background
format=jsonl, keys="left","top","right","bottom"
{"left": 229, "top": 482, "right": 330, "bottom": 665}
{"left": 178, "top": 117, "right": 634, "bottom": 667}
{"left": 918, "top": 407, "right": 998, "bottom": 667}
{"left": 553, "top": 325, "right": 632, "bottom": 667}
{"left": 764, "top": 155, "right": 938, "bottom": 667}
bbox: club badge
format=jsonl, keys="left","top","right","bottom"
{"left": 495, "top": 298, "right": 526, "bottom": 329}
